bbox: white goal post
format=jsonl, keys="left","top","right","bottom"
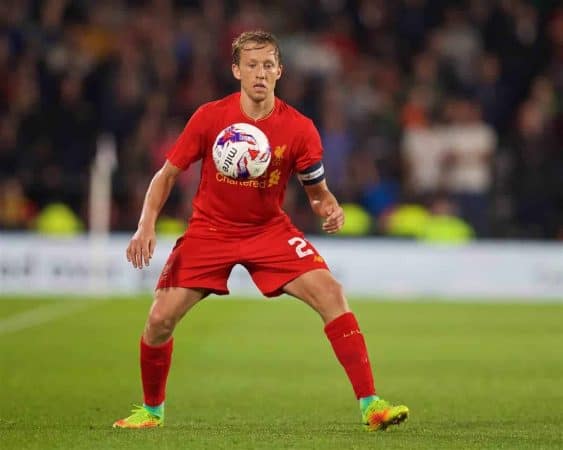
{"left": 89, "top": 134, "right": 117, "bottom": 237}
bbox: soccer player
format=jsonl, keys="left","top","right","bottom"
{"left": 113, "top": 30, "right": 408, "bottom": 431}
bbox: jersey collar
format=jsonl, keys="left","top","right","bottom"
{"left": 238, "top": 93, "right": 277, "bottom": 122}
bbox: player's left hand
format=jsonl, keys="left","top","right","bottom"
{"left": 321, "top": 204, "right": 345, "bottom": 234}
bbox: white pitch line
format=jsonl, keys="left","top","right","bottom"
{"left": 0, "top": 301, "right": 100, "bottom": 336}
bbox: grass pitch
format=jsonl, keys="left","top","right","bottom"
{"left": 0, "top": 296, "right": 562, "bottom": 449}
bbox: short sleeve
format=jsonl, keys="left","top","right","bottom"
{"left": 294, "top": 119, "right": 323, "bottom": 172}
{"left": 166, "top": 106, "right": 207, "bottom": 170}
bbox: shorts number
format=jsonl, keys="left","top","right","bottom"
{"left": 288, "top": 237, "right": 314, "bottom": 258}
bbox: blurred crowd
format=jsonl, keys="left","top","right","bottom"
{"left": 0, "top": 0, "right": 562, "bottom": 239}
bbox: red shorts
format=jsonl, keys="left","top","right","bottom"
{"left": 156, "top": 220, "right": 329, "bottom": 297}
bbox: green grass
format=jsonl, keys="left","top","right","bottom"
{"left": 0, "top": 296, "right": 562, "bottom": 449}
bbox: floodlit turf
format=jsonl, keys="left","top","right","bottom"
{"left": 0, "top": 296, "right": 562, "bottom": 449}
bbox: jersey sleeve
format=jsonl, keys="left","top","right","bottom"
{"left": 294, "top": 118, "right": 323, "bottom": 172}
{"left": 166, "top": 106, "right": 208, "bottom": 170}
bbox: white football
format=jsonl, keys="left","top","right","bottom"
{"left": 212, "top": 123, "right": 271, "bottom": 179}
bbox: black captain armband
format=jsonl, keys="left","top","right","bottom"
{"left": 297, "top": 161, "right": 325, "bottom": 185}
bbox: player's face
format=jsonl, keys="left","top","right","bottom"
{"left": 232, "top": 43, "right": 282, "bottom": 102}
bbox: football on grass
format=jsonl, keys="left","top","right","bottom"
{"left": 212, "top": 123, "right": 271, "bottom": 179}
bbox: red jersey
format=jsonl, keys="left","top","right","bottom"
{"left": 167, "top": 93, "right": 323, "bottom": 234}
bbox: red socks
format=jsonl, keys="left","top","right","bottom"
{"left": 140, "top": 337, "right": 173, "bottom": 406}
{"left": 139, "top": 313, "right": 373, "bottom": 406}
{"left": 324, "top": 312, "right": 375, "bottom": 399}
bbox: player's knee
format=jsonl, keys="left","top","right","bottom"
{"left": 322, "top": 278, "right": 343, "bottom": 300}
{"left": 332, "top": 282, "right": 348, "bottom": 309}
{"left": 146, "top": 310, "right": 176, "bottom": 343}
{"left": 319, "top": 279, "right": 349, "bottom": 316}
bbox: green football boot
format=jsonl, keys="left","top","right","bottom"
{"left": 112, "top": 405, "right": 163, "bottom": 429}
{"left": 362, "top": 398, "right": 409, "bottom": 431}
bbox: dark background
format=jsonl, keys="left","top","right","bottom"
{"left": 0, "top": 0, "right": 561, "bottom": 238}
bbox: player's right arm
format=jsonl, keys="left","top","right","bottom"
{"left": 127, "top": 104, "right": 207, "bottom": 269}
{"left": 126, "top": 161, "right": 182, "bottom": 269}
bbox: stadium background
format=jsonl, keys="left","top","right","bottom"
{"left": 0, "top": 0, "right": 562, "bottom": 239}
{"left": 1, "top": 1, "right": 563, "bottom": 449}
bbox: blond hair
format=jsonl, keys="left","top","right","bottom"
{"left": 232, "top": 30, "right": 281, "bottom": 65}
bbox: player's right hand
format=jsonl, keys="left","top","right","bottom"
{"left": 126, "top": 227, "right": 156, "bottom": 269}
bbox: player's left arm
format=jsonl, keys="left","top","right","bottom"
{"left": 296, "top": 119, "right": 344, "bottom": 233}
{"left": 303, "top": 178, "right": 345, "bottom": 234}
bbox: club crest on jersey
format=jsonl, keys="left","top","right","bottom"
{"left": 274, "top": 145, "right": 286, "bottom": 159}
{"left": 272, "top": 145, "right": 286, "bottom": 167}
